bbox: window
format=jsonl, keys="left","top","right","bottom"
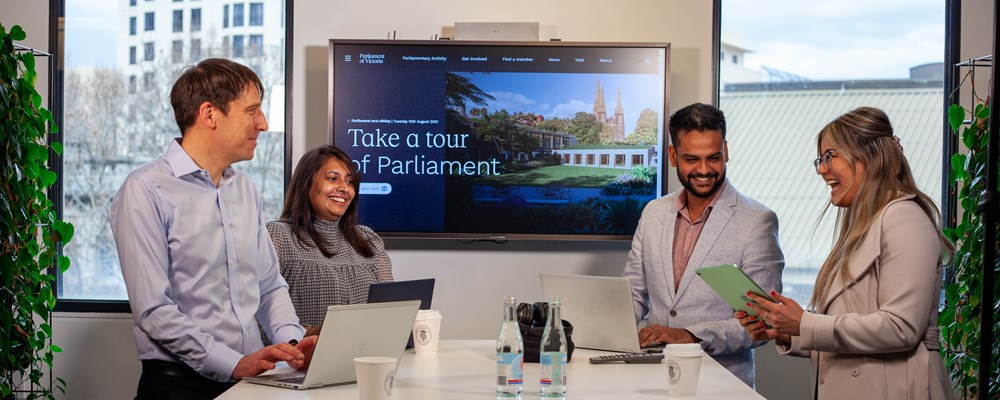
{"left": 172, "top": 40, "right": 183, "bottom": 63}
{"left": 232, "top": 34, "right": 244, "bottom": 58}
{"left": 233, "top": 3, "right": 245, "bottom": 27}
{"left": 586, "top": 154, "right": 595, "bottom": 165}
{"left": 223, "top": 4, "right": 229, "bottom": 28}
{"left": 248, "top": 34, "right": 263, "bottom": 57}
{"left": 129, "top": 17, "right": 136, "bottom": 35}
{"left": 143, "top": 72, "right": 155, "bottom": 90}
{"left": 190, "top": 38, "right": 201, "bottom": 60}
{"left": 191, "top": 8, "right": 201, "bottom": 32}
{"left": 719, "top": 1, "right": 945, "bottom": 305}
{"left": 600, "top": 154, "right": 609, "bottom": 165}
{"left": 172, "top": 10, "right": 183, "bottom": 32}
{"left": 60, "top": 0, "right": 288, "bottom": 304}
{"left": 614, "top": 154, "right": 625, "bottom": 166}
{"left": 130, "top": 0, "right": 136, "bottom": 6}
{"left": 143, "top": 42, "right": 154, "bottom": 61}
{"left": 249, "top": 3, "right": 264, "bottom": 26}
{"left": 631, "top": 154, "right": 643, "bottom": 165}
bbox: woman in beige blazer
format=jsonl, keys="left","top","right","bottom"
{"left": 737, "top": 107, "right": 953, "bottom": 399}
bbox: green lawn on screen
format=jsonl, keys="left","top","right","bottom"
{"left": 478, "top": 165, "right": 623, "bottom": 188}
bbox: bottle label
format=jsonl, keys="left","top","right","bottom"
{"left": 539, "top": 352, "right": 567, "bottom": 386}
{"left": 496, "top": 352, "right": 524, "bottom": 385}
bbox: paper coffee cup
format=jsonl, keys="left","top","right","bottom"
{"left": 663, "top": 343, "right": 704, "bottom": 397}
{"left": 412, "top": 309, "right": 442, "bottom": 354}
{"left": 354, "top": 357, "right": 397, "bottom": 400}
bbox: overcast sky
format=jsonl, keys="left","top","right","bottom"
{"left": 723, "top": 0, "right": 945, "bottom": 80}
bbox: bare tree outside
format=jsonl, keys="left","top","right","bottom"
{"left": 60, "top": 35, "right": 286, "bottom": 299}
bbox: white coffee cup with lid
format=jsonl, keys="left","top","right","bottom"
{"left": 412, "top": 309, "right": 442, "bottom": 354}
{"left": 663, "top": 343, "right": 704, "bottom": 397}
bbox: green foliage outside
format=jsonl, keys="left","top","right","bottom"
{"left": 941, "top": 98, "right": 998, "bottom": 399}
{"left": 1, "top": 23, "right": 71, "bottom": 399}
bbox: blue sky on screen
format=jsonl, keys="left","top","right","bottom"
{"left": 456, "top": 72, "right": 664, "bottom": 135}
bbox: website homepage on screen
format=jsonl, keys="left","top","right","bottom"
{"left": 330, "top": 41, "right": 669, "bottom": 239}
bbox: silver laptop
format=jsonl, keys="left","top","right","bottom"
{"left": 243, "top": 300, "right": 420, "bottom": 390}
{"left": 539, "top": 273, "right": 643, "bottom": 353}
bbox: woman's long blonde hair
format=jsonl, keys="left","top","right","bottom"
{"left": 809, "top": 107, "right": 954, "bottom": 309}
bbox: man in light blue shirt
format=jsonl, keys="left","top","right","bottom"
{"left": 110, "top": 58, "right": 316, "bottom": 399}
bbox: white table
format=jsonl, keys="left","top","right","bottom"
{"left": 218, "top": 340, "right": 765, "bottom": 399}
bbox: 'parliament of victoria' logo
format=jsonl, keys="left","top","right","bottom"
{"left": 415, "top": 324, "right": 433, "bottom": 345}
{"left": 666, "top": 359, "right": 681, "bottom": 384}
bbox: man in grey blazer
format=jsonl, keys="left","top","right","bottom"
{"left": 622, "top": 103, "right": 783, "bottom": 387}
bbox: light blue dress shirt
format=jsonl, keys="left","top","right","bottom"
{"left": 110, "top": 140, "right": 304, "bottom": 382}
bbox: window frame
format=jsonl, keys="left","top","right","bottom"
{"left": 172, "top": 9, "right": 183, "bottom": 32}
{"left": 249, "top": 2, "right": 264, "bottom": 26}
{"left": 190, "top": 8, "right": 201, "bottom": 32}
{"left": 51, "top": 0, "right": 294, "bottom": 313}
{"left": 712, "top": 0, "right": 957, "bottom": 306}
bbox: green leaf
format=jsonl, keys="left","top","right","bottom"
{"left": 53, "top": 220, "right": 75, "bottom": 243}
{"left": 950, "top": 154, "right": 969, "bottom": 181}
{"left": 948, "top": 104, "right": 966, "bottom": 132}
{"left": 11, "top": 25, "right": 26, "bottom": 41}
{"left": 23, "top": 51, "right": 36, "bottom": 72}
{"left": 961, "top": 126, "right": 977, "bottom": 149}
{"left": 58, "top": 255, "right": 70, "bottom": 273}
{"left": 974, "top": 102, "right": 988, "bottom": 119}
{"left": 51, "top": 141, "right": 63, "bottom": 155}
{"left": 41, "top": 170, "right": 57, "bottom": 187}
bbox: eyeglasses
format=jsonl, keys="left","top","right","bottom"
{"left": 813, "top": 149, "right": 837, "bottom": 172}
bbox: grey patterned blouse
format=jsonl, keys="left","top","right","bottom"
{"left": 266, "top": 219, "right": 394, "bottom": 327}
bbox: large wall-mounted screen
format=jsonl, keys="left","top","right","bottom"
{"left": 329, "top": 39, "right": 670, "bottom": 240}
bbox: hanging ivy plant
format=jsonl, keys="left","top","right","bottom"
{"left": 1, "top": 23, "right": 72, "bottom": 399}
{"left": 942, "top": 77, "right": 999, "bottom": 398}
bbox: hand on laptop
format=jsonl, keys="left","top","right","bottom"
{"left": 231, "top": 340, "right": 310, "bottom": 380}
{"left": 293, "top": 335, "right": 318, "bottom": 370}
{"left": 638, "top": 324, "right": 699, "bottom": 347}
{"left": 304, "top": 324, "right": 322, "bottom": 337}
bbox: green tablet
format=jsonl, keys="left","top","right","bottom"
{"left": 695, "top": 264, "right": 775, "bottom": 317}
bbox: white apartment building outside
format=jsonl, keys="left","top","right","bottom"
{"left": 115, "top": 0, "right": 285, "bottom": 96}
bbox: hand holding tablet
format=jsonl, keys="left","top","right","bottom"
{"left": 695, "top": 264, "right": 776, "bottom": 317}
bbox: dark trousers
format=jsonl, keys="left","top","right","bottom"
{"left": 135, "top": 360, "right": 235, "bottom": 400}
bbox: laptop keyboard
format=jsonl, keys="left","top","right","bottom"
{"left": 589, "top": 352, "right": 664, "bottom": 364}
{"left": 274, "top": 375, "right": 306, "bottom": 384}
